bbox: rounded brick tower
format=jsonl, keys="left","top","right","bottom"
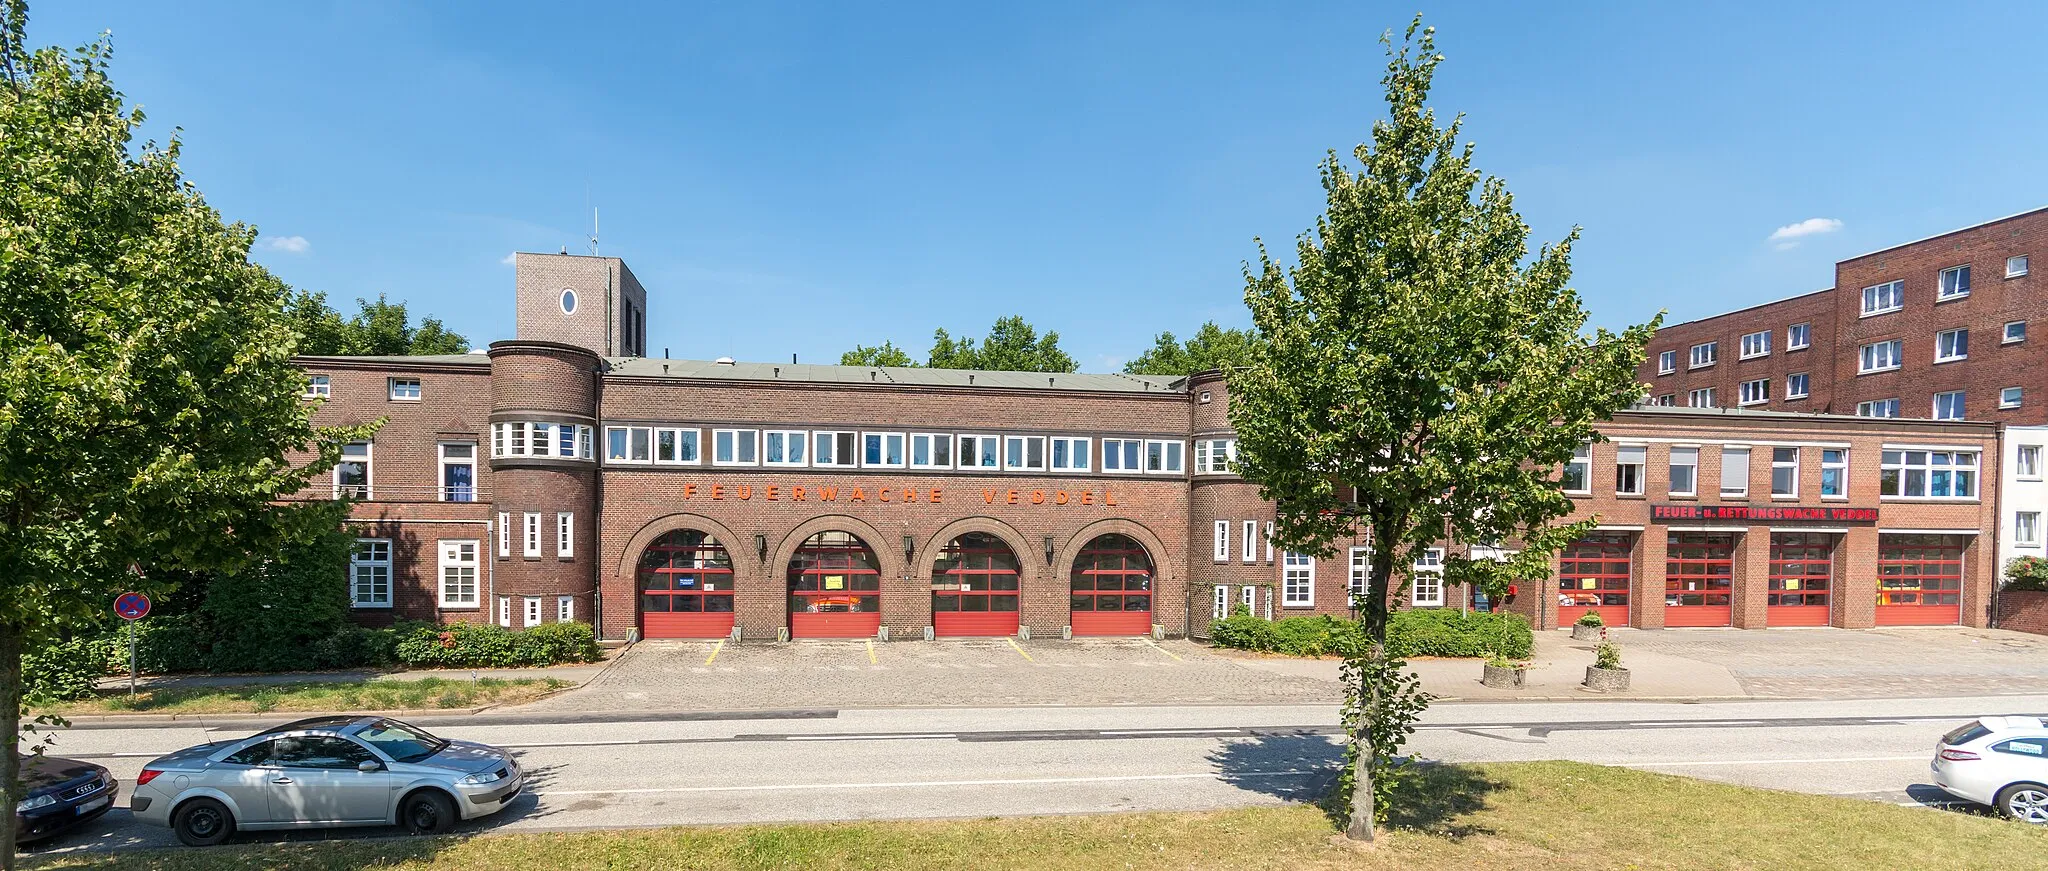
{"left": 486, "top": 340, "right": 603, "bottom": 628}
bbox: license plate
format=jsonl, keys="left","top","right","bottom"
{"left": 76, "top": 796, "right": 109, "bottom": 815}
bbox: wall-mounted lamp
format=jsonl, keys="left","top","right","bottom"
{"left": 903, "top": 535, "right": 916, "bottom": 562}
{"left": 755, "top": 534, "right": 768, "bottom": 563}
{"left": 1044, "top": 535, "right": 1056, "bottom": 566}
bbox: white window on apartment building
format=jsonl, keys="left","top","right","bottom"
{"left": 523, "top": 512, "right": 541, "bottom": 557}
{"left": 1651, "top": 393, "right": 1676, "bottom": 406}
{"left": 2008, "top": 321, "right": 2028, "bottom": 344}
{"left": 304, "top": 375, "right": 330, "bottom": 398}
{"left": 2018, "top": 445, "right": 2043, "bottom": 480}
{"left": 1739, "top": 378, "right": 1770, "bottom": 406}
{"left": 1787, "top": 323, "right": 1811, "bottom": 350}
{"left": 2004, "top": 387, "right": 2024, "bottom": 410}
{"left": 1739, "top": 330, "right": 1771, "bottom": 359}
{"left": 1820, "top": 449, "right": 1848, "bottom": 497}
{"left": 763, "top": 430, "right": 809, "bottom": 466}
{"left": 1936, "top": 329, "right": 1969, "bottom": 363}
{"left": 910, "top": 433, "right": 954, "bottom": 469}
{"left": 861, "top": 432, "right": 907, "bottom": 468}
{"left": 1879, "top": 450, "right": 1979, "bottom": 499}
{"left": 1934, "top": 391, "right": 1967, "bottom": 420}
{"left": 1004, "top": 435, "right": 1047, "bottom": 472}
{"left": 1862, "top": 280, "right": 1904, "bottom": 315}
{"left": 1657, "top": 350, "right": 1677, "bottom": 375}
{"left": 1857, "top": 398, "right": 1901, "bottom": 418}
{"left": 1771, "top": 447, "right": 1799, "bottom": 497}
{"left": 2010, "top": 255, "right": 2031, "bottom": 278}
{"left": 1049, "top": 437, "right": 1090, "bottom": 472}
{"left": 1787, "top": 373, "right": 1810, "bottom": 399}
{"left": 388, "top": 378, "right": 422, "bottom": 401}
{"left": 439, "top": 442, "right": 476, "bottom": 503}
{"left": 557, "top": 512, "right": 574, "bottom": 558}
{"left": 524, "top": 596, "right": 542, "bottom": 628}
{"left": 1689, "top": 342, "right": 1718, "bottom": 369}
{"left": 496, "top": 512, "right": 510, "bottom": 557}
{"left": 1282, "top": 552, "right": 1315, "bottom": 607}
{"left": 1689, "top": 387, "right": 1716, "bottom": 408}
{"left": 1411, "top": 548, "right": 1445, "bottom": 607}
{"left": 1720, "top": 447, "right": 1751, "bottom": 498}
{"left": 1196, "top": 438, "right": 1237, "bottom": 473}
{"left": 439, "top": 540, "right": 479, "bottom": 608}
{"left": 350, "top": 539, "right": 391, "bottom": 608}
{"left": 496, "top": 596, "right": 511, "bottom": 627}
{"left": 713, "top": 429, "right": 760, "bottom": 466}
{"left": 2018, "top": 512, "right": 2042, "bottom": 547}
{"left": 1859, "top": 339, "right": 1904, "bottom": 373}
{"left": 1939, "top": 265, "right": 1971, "bottom": 300}
{"left": 814, "top": 431, "right": 861, "bottom": 468}
{"left": 1348, "top": 547, "right": 1370, "bottom": 604}
{"left": 1669, "top": 446, "right": 1699, "bottom": 496}
{"left": 557, "top": 595, "right": 574, "bottom": 622}
{"left": 1243, "top": 520, "right": 1258, "bottom": 563}
{"left": 1101, "top": 438, "right": 1142, "bottom": 473}
{"left": 1562, "top": 444, "right": 1591, "bottom": 493}
{"left": 334, "top": 442, "right": 372, "bottom": 499}
{"left": 1615, "top": 445, "right": 1646, "bottom": 495}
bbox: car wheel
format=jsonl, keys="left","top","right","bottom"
{"left": 400, "top": 790, "right": 458, "bottom": 835}
{"left": 1997, "top": 783, "right": 2048, "bottom": 824}
{"left": 172, "top": 798, "right": 236, "bottom": 847}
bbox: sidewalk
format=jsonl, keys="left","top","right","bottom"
{"left": 1219, "top": 628, "right": 1748, "bottom": 700}
{"left": 91, "top": 660, "right": 612, "bottom": 692}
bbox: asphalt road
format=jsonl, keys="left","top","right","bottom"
{"left": 26, "top": 694, "right": 2040, "bottom": 855}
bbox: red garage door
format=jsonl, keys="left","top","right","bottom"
{"left": 1877, "top": 534, "right": 1964, "bottom": 625}
{"left": 1768, "top": 532, "right": 1833, "bottom": 627}
{"left": 932, "top": 533, "right": 1021, "bottom": 637}
{"left": 1070, "top": 534, "right": 1153, "bottom": 636}
{"left": 639, "top": 530, "right": 735, "bottom": 639}
{"left": 789, "top": 531, "right": 882, "bottom": 639}
{"left": 1665, "top": 532, "right": 1733, "bottom": 627}
{"left": 1557, "top": 532, "right": 1632, "bottom": 627}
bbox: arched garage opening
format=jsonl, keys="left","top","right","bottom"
{"left": 638, "top": 530, "right": 735, "bottom": 639}
{"left": 788, "top": 531, "right": 882, "bottom": 638}
{"left": 931, "top": 532, "right": 1020, "bottom": 637}
{"left": 1070, "top": 533, "right": 1153, "bottom": 636}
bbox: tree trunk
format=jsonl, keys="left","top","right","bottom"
{"left": 2, "top": 622, "right": 24, "bottom": 871}
{"left": 1344, "top": 640, "right": 1381, "bottom": 842}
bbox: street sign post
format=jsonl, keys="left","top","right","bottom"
{"left": 115, "top": 592, "right": 151, "bottom": 695}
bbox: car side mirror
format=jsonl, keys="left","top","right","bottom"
{"left": 358, "top": 759, "right": 385, "bottom": 773}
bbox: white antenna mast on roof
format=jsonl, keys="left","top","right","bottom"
{"left": 589, "top": 207, "right": 599, "bottom": 256}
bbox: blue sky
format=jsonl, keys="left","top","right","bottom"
{"left": 29, "top": 2, "right": 2048, "bottom": 370}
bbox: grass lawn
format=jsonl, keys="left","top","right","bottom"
{"left": 26, "top": 760, "right": 2046, "bottom": 870}
{"left": 40, "top": 677, "right": 571, "bottom": 716}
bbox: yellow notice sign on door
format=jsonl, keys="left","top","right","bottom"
{"left": 823, "top": 575, "right": 845, "bottom": 591}
{"left": 1581, "top": 579, "right": 1597, "bottom": 590}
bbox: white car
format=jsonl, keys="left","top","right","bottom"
{"left": 1930, "top": 716, "right": 2048, "bottom": 823}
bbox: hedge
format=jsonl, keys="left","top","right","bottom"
{"left": 1211, "top": 609, "right": 1532, "bottom": 659}
{"left": 392, "top": 621, "right": 602, "bottom": 669}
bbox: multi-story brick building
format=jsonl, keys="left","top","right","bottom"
{"left": 296, "top": 253, "right": 2001, "bottom": 641}
{"left": 1641, "top": 206, "right": 2044, "bottom": 422}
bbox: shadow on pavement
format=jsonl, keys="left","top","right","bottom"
{"left": 1206, "top": 731, "right": 1502, "bottom": 839}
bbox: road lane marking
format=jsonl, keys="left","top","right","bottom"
{"left": 705, "top": 640, "right": 724, "bottom": 666}
{"left": 1626, "top": 720, "right": 1768, "bottom": 727}
{"left": 785, "top": 733, "right": 957, "bottom": 742}
{"left": 867, "top": 640, "right": 878, "bottom": 665}
{"left": 1099, "top": 729, "right": 1242, "bottom": 736}
{"left": 1630, "top": 755, "right": 1924, "bottom": 767}
{"left": 535, "top": 770, "right": 1316, "bottom": 797}
{"left": 1007, "top": 638, "right": 1034, "bottom": 662}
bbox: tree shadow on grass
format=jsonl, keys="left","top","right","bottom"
{"left": 1206, "top": 731, "right": 1502, "bottom": 839}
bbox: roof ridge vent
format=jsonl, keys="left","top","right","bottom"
{"left": 714, "top": 356, "right": 736, "bottom": 365}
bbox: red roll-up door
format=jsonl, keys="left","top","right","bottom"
{"left": 1767, "top": 532, "right": 1833, "bottom": 627}
{"left": 933, "top": 533, "right": 1021, "bottom": 637}
{"left": 639, "top": 531, "right": 736, "bottom": 639}
{"left": 1876, "top": 534, "right": 1964, "bottom": 625}
{"left": 1665, "top": 532, "right": 1733, "bottom": 627}
{"left": 1557, "top": 532, "right": 1632, "bottom": 627}
{"left": 1070, "top": 534, "right": 1153, "bottom": 636}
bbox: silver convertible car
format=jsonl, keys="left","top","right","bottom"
{"left": 130, "top": 716, "right": 522, "bottom": 846}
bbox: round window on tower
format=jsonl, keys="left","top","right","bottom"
{"left": 560, "top": 288, "right": 578, "bottom": 314}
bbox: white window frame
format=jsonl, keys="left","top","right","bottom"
{"left": 1657, "top": 349, "right": 1677, "bottom": 375}
{"left": 1411, "top": 548, "right": 1445, "bottom": 608}
{"left": 304, "top": 375, "right": 330, "bottom": 399}
{"left": 496, "top": 512, "right": 510, "bottom": 557}
{"left": 2009, "top": 255, "right": 2030, "bottom": 278}
{"left": 1049, "top": 437, "right": 1090, "bottom": 472}
{"left": 1615, "top": 445, "right": 1646, "bottom": 495}
{"left": 1739, "top": 330, "right": 1771, "bottom": 359}
{"left": 1770, "top": 447, "right": 1800, "bottom": 498}
{"left": 861, "top": 431, "right": 907, "bottom": 469}
{"left": 1859, "top": 339, "right": 1903, "bottom": 374}
{"left": 1720, "top": 447, "right": 1751, "bottom": 498}
{"left": 1213, "top": 520, "right": 1230, "bottom": 562}
{"left": 1003, "top": 435, "right": 1048, "bottom": 472}
{"left": 713, "top": 429, "right": 759, "bottom": 466}
{"left": 1563, "top": 444, "right": 1591, "bottom": 494}
{"left": 1241, "top": 584, "right": 1258, "bottom": 615}
{"left": 1689, "top": 387, "right": 1716, "bottom": 408}
{"left": 606, "top": 426, "right": 654, "bottom": 465}
{"left": 437, "top": 441, "right": 477, "bottom": 503}
{"left": 1820, "top": 449, "right": 1847, "bottom": 498}
{"left": 558, "top": 595, "right": 574, "bottom": 622}
{"left": 2003, "top": 387, "right": 2024, "bottom": 410}
{"left": 1243, "top": 520, "right": 1258, "bottom": 563}
{"left": 439, "top": 539, "right": 480, "bottom": 608}
{"left": 1739, "top": 378, "right": 1770, "bottom": 406}
{"left": 1939, "top": 264, "right": 1971, "bottom": 300}
{"left": 1787, "top": 323, "right": 1811, "bottom": 351}
{"left": 524, "top": 596, "right": 542, "bottom": 628}
{"left": 762, "top": 429, "right": 810, "bottom": 467}
{"left": 557, "top": 511, "right": 574, "bottom": 558}
{"left": 1264, "top": 522, "right": 1274, "bottom": 563}
{"left": 1282, "top": 551, "right": 1315, "bottom": 607}
{"left": 1935, "top": 328, "right": 1969, "bottom": 363}
{"left": 497, "top": 595, "right": 511, "bottom": 627}
{"left": 909, "top": 433, "right": 955, "bottom": 470}
{"left": 1196, "top": 438, "right": 1237, "bottom": 473}
{"left": 1101, "top": 438, "right": 1143, "bottom": 474}
{"left": 813, "top": 431, "right": 859, "bottom": 468}
{"left": 578, "top": 425, "right": 594, "bottom": 460}
{"left": 1688, "top": 342, "right": 1717, "bottom": 369}
{"left": 388, "top": 377, "right": 422, "bottom": 401}
{"left": 947, "top": 434, "right": 993, "bottom": 471}
{"left": 1144, "top": 439, "right": 1184, "bottom": 474}
{"left": 1879, "top": 449, "right": 1980, "bottom": 499}
{"left": 1669, "top": 446, "right": 1699, "bottom": 497}
{"left": 350, "top": 538, "right": 392, "bottom": 609}
{"left": 1934, "top": 391, "right": 1966, "bottom": 420}
{"left": 1213, "top": 584, "right": 1229, "bottom": 619}
{"left": 1786, "top": 373, "right": 1809, "bottom": 400}
{"left": 1862, "top": 280, "right": 1904, "bottom": 315}
{"left": 522, "top": 512, "right": 541, "bottom": 558}
{"left": 1651, "top": 393, "right": 1675, "bottom": 407}
{"left": 529, "top": 422, "right": 555, "bottom": 458}
{"left": 2020, "top": 512, "right": 2043, "bottom": 547}
{"left": 654, "top": 427, "right": 701, "bottom": 465}
{"left": 2019, "top": 445, "right": 2043, "bottom": 481}
{"left": 334, "top": 442, "right": 372, "bottom": 499}
{"left": 2007, "top": 321, "right": 2028, "bottom": 344}
{"left": 1348, "top": 547, "right": 1370, "bottom": 604}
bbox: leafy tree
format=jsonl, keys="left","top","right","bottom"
{"left": 289, "top": 290, "right": 470, "bottom": 356}
{"left": 928, "top": 315, "right": 1077, "bottom": 372}
{"left": 1124, "top": 322, "right": 1257, "bottom": 375}
{"left": 1226, "top": 19, "right": 1656, "bottom": 843}
{"left": 840, "top": 341, "right": 919, "bottom": 368}
{"left": 0, "top": 6, "right": 372, "bottom": 860}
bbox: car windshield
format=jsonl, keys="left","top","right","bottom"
{"left": 1943, "top": 721, "right": 1991, "bottom": 746}
{"left": 352, "top": 719, "right": 448, "bottom": 763}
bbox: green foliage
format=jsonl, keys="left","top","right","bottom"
{"left": 1124, "top": 322, "right": 1257, "bottom": 375}
{"left": 1212, "top": 611, "right": 1532, "bottom": 659}
{"left": 1574, "top": 611, "right": 1605, "bottom": 627}
{"left": 393, "top": 622, "right": 601, "bottom": 669}
{"left": 928, "top": 316, "right": 1077, "bottom": 372}
{"left": 1594, "top": 641, "right": 1622, "bottom": 670}
{"left": 1484, "top": 651, "right": 1520, "bottom": 670}
{"left": 21, "top": 634, "right": 116, "bottom": 704}
{"left": 2006, "top": 556, "right": 2048, "bottom": 592}
{"left": 198, "top": 511, "right": 357, "bottom": 672}
{"left": 1332, "top": 644, "right": 1432, "bottom": 828}
{"left": 839, "top": 342, "right": 920, "bottom": 368}
{"left": 288, "top": 290, "right": 470, "bottom": 357}
{"left": 134, "top": 615, "right": 211, "bottom": 673}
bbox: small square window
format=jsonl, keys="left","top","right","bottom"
{"left": 1934, "top": 390, "right": 1966, "bottom": 420}
{"left": 1935, "top": 329, "right": 1969, "bottom": 363}
{"left": 1938, "top": 265, "right": 1971, "bottom": 299}
{"left": 388, "top": 378, "right": 422, "bottom": 401}
{"left": 1657, "top": 350, "right": 1676, "bottom": 375}
{"left": 2010, "top": 256, "right": 2030, "bottom": 278}
{"left": 1786, "top": 373, "right": 1809, "bottom": 399}
{"left": 304, "top": 375, "right": 331, "bottom": 398}
{"left": 1787, "top": 323, "right": 1811, "bottom": 350}
{"left": 2003, "top": 387, "right": 2024, "bottom": 409}
{"left": 2007, "top": 321, "right": 2027, "bottom": 344}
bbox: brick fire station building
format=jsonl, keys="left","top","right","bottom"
{"left": 297, "top": 253, "right": 2003, "bottom": 642}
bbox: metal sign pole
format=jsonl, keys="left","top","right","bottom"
{"left": 129, "top": 617, "right": 138, "bottom": 696}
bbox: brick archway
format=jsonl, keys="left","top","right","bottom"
{"left": 611, "top": 513, "right": 752, "bottom": 639}
{"left": 921, "top": 516, "right": 1038, "bottom": 637}
{"left": 770, "top": 514, "right": 907, "bottom": 639}
{"left": 1055, "top": 518, "right": 1175, "bottom": 636}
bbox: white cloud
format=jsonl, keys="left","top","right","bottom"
{"left": 501, "top": 252, "right": 518, "bottom": 265}
{"left": 259, "top": 235, "right": 311, "bottom": 254}
{"left": 1767, "top": 217, "right": 1842, "bottom": 250}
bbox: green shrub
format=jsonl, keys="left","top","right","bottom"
{"left": 23, "top": 634, "right": 118, "bottom": 703}
{"left": 1575, "top": 611, "right": 1604, "bottom": 627}
{"left": 1211, "top": 609, "right": 1532, "bottom": 660}
{"left": 1594, "top": 641, "right": 1622, "bottom": 670}
{"left": 135, "top": 615, "right": 212, "bottom": 673}
{"left": 1210, "top": 614, "right": 1277, "bottom": 651}
{"left": 200, "top": 521, "right": 356, "bottom": 672}
{"left": 520, "top": 622, "right": 601, "bottom": 664}
{"left": 2007, "top": 556, "right": 2048, "bottom": 592}
{"left": 393, "top": 621, "right": 597, "bottom": 669}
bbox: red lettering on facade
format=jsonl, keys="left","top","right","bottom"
{"left": 984, "top": 490, "right": 998, "bottom": 504}
{"left": 849, "top": 488, "right": 867, "bottom": 503}
{"left": 1031, "top": 490, "right": 1045, "bottom": 505}
{"left": 765, "top": 486, "right": 779, "bottom": 501}
{"left": 1105, "top": 491, "right": 1116, "bottom": 506}
{"left": 792, "top": 486, "right": 805, "bottom": 501}
{"left": 1055, "top": 491, "right": 1069, "bottom": 505}
{"left": 711, "top": 484, "right": 724, "bottom": 500}
{"left": 929, "top": 488, "right": 943, "bottom": 503}
{"left": 736, "top": 485, "right": 751, "bottom": 500}
{"left": 878, "top": 488, "right": 892, "bottom": 503}
{"left": 683, "top": 483, "right": 698, "bottom": 500}
{"left": 1080, "top": 491, "right": 1094, "bottom": 505}
{"left": 818, "top": 486, "right": 837, "bottom": 501}
{"left": 1007, "top": 490, "right": 1019, "bottom": 505}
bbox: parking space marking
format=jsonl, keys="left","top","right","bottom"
{"left": 1006, "top": 638, "right": 1035, "bottom": 662}
{"left": 705, "top": 640, "right": 724, "bottom": 666}
{"left": 867, "top": 640, "right": 878, "bottom": 665}
{"left": 1145, "top": 641, "right": 1183, "bottom": 661}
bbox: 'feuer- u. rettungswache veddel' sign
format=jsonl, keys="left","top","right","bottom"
{"left": 1650, "top": 504, "right": 1878, "bottom": 524}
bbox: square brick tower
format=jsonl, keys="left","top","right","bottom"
{"left": 513, "top": 253, "right": 648, "bottom": 357}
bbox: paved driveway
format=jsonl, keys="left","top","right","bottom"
{"left": 1613, "top": 626, "right": 2048, "bottom": 699}
{"left": 524, "top": 638, "right": 1342, "bottom": 712}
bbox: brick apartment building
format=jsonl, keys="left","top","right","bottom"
{"left": 1640, "top": 206, "right": 2044, "bottom": 422}
{"left": 295, "top": 252, "right": 2003, "bottom": 642}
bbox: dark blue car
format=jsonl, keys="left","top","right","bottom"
{"left": 15, "top": 754, "right": 118, "bottom": 844}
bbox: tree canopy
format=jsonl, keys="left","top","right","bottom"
{"left": 288, "top": 290, "right": 470, "bottom": 356}
{"left": 0, "top": 4, "right": 371, "bottom": 857}
{"left": 1123, "top": 322, "right": 1256, "bottom": 375}
{"left": 839, "top": 316, "right": 1078, "bottom": 372}
{"left": 839, "top": 341, "right": 919, "bottom": 368}
{"left": 1225, "top": 19, "right": 1657, "bottom": 843}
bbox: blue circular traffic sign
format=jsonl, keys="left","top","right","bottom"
{"left": 115, "top": 592, "right": 151, "bottom": 621}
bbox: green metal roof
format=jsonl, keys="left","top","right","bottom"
{"left": 605, "top": 357, "right": 1188, "bottom": 394}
